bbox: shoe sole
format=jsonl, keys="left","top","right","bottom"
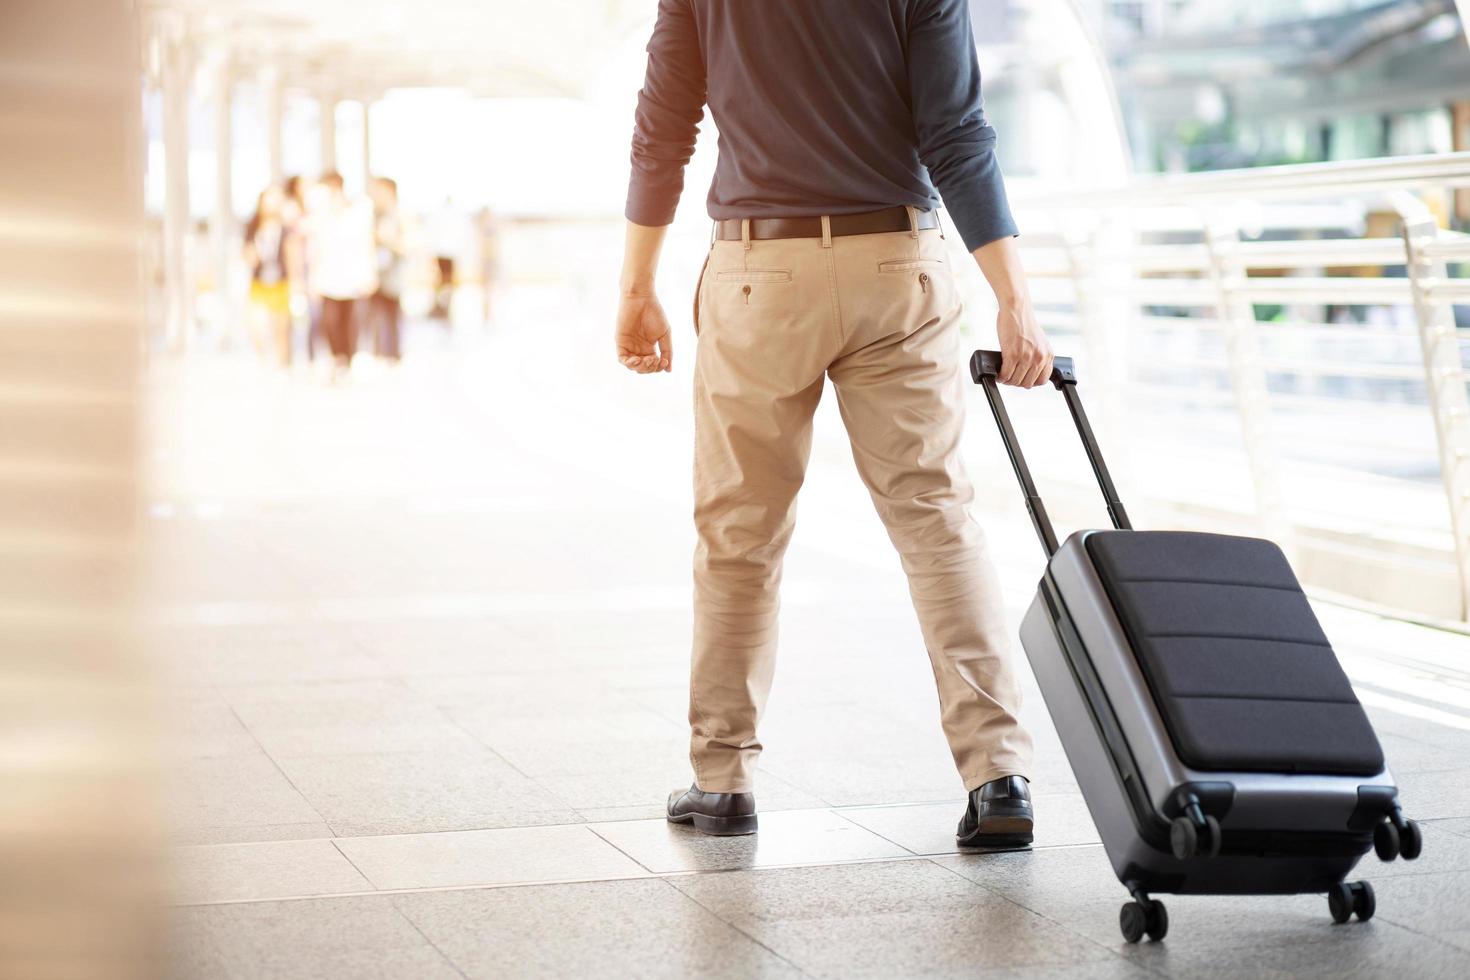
{"left": 956, "top": 813, "right": 1034, "bottom": 849}
{"left": 667, "top": 811, "right": 759, "bottom": 836}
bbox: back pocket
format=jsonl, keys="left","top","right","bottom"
{"left": 715, "top": 269, "right": 792, "bottom": 283}
{"left": 878, "top": 258, "right": 945, "bottom": 274}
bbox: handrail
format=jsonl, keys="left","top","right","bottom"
{"left": 992, "top": 151, "right": 1470, "bottom": 621}
{"left": 1014, "top": 151, "right": 1470, "bottom": 209}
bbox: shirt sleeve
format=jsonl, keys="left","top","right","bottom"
{"left": 907, "top": 0, "right": 1018, "bottom": 251}
{"left": 625, "top": 0, "right": 706, "bottom": 227}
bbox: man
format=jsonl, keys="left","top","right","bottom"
{"left": 308, "top": 172, "right": 377, "bottom": 376}
{"left": 615, "top": 0, "right": 1053, "bottom": 847}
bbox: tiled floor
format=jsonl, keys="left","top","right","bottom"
{"left": 157, "top": 319, "right": 1470, "bottom": 978}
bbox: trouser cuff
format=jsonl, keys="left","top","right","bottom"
{"left": 962, "top": 766, "right": 1031, "bottom": 794}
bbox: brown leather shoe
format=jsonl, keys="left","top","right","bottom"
{"left": 666, "top": 783, "right": 758, "bottom": 836}
{"left": 956, "top": 775, "right": 1034, "bottom": 848}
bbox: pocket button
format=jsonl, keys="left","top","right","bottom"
{"left": 918, "top": 273, "right": 930, "bottom": 293}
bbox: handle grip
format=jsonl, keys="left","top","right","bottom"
{"left": 969, "top": 348, "right": 1131, "bottom": 557}
{"left": 970, "top": 350, "right": 1076, "bottom": 389}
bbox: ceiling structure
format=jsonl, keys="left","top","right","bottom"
{"left": 141, "top": 0, "right": 658, "bottom": 100}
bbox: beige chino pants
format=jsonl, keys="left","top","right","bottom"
{"left": 689, "top": 214, "right": 1034, "bottom": 795}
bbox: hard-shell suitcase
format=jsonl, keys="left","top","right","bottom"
{"left": 970, "top": 349, "right": 1423, "bottom": 943}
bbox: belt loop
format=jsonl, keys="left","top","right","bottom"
{"left": 905, "top": 205, "right": 920, "bottom": 240}
{"left": 820, "top": 215, "right": 832, "bottom": 249}
{"left": 741, "top": 218, "right": 751, "bottom": 252}
{"left": 709, "top": 220, "right": 716, "bottom": 247}
{"left": 936, "top": 208, "right": 946, "bottom": 240}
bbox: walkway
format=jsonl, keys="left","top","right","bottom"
{"left": 158, "top": 304, "right": 1470, "bottom": 978}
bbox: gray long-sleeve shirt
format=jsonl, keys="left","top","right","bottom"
{"left": 624, "top": 0, "right": 1018, "bottom": 251}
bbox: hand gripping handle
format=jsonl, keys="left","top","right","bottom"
{"left": 969, "top": 350, "right": 1131, "bottom": 557}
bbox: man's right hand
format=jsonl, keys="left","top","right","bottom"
{"left": 972, "top": 235, "right": 1052, "bottom": 388}
{"left": 995, "top": 300, "right": 1053, "bottom": 388}
{"left": 616, "top": 291, "right": 673, "bottom": 374}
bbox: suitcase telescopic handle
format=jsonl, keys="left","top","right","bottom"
{"left": 969, "top": 350, "right": 1132, "bottom": 557}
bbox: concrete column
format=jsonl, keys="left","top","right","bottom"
{"left": 263, "top": 64, "right": 284, "bottom": 185}
{"left": 161, "top": 29, "right": 193, "bottom": 351}
{"left": 211, "top": 56, "right": 236, "bottom": 341}
{"left": 0, "top": 0, "right": 153, "bottom": 973}
{"left": 319, "top": 91, "right": 337, "bottom": 172}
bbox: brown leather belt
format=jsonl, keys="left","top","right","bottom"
{"left": 714, "top": 206, "right": 938, "bottom": 242}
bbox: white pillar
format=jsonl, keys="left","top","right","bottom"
{"left": 319, "top": 91, "right": 337, "bottom": 172}
{"left": 361, "top": 99, "right": 372, "bottom": 180}
{"left": 211, "top": 56, "right": 235, "bottom": 342}
{"left": 262, "top": 64, "right": 283, "bottom": 185}
{"left": 161, "top": 30, "right": 192, "bottom": 351}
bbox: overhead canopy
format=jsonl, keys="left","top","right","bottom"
{"left": 142, "top": 0, "right": 658, "bottom": 99}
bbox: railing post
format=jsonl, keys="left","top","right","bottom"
{"left": 1058, "top": 213, "right": 1136, "bottom": 512}
{"left": 1201, "top": 211, "right": 1297, "bottom": 558}
{"left": 1395, "top": 191, "right": 1470, "bottom": 620}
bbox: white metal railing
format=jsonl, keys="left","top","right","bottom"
{"left": 1000, "top": 152, "right": 1470, "bottom": 622}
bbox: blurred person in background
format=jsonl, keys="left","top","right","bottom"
{"left": 368, "top": 176, "right": 406, "bottom": 362}
{"left": 308, "top": 171, "right": 377, "bottom": 377}
{"left": 477, "top": 205, "right": 503, "bottom": 327}
{"left": 283, "top": 174, "right": 319, "bottom": 361}
{"left": 426, "top": 195, "right": 472, "bottom": 321}
{"left": 242, "top": 184, "right": 297, "bottom": 368}
{"left": 617, "top": 0, "right": 1051, "bottom": 845}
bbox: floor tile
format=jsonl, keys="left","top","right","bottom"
{"left": 587, "top": 808, "right": 910, "bottom": 874}
{"left": 172, "top": 821, "right": 338, "bottom": 847}
{"left": 1370, "top": 868, "right": 1470, "bottom": 939}
{"left": 840, "top": 792, "right": 1099, "bottom": 855}
{"left": 273, "top": 746, "right": 579, "bottom": 837}
{"left": 170, "top": 895, "right": 462, "bottom": 980}
{"left": 1425, "top": 817, "right": 1470, "bottom": 839}
{"left": 334, "top": 824, "right": 650, "bottom": 890}
{"left": 171, "top": 839, "right": 372, "bottom": 904}
{"left": 1135, "top": 917, "right": 1469, "bottom": 980}
{"left": 448, "top": 703, "right": 688, "bottom": 777}
{"left": 168, "top": 749, "right": 326, "bottom": 844}
{"left": 937, "top": 845, "right": 1457, "bottom": 955}
{"left": 670, "top": 861, "right": 1121, "bottom": 979}
{"left": 224, "top": 681, "right": 483, "bottom": 759}
{"left": 667, "top": 857, "right": 997, "bottom": 924}
{"left": 394, "top": 877, "right": 801, "bottom": 979}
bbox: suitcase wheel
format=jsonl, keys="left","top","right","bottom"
{"left": 1327, "top": 881, "right": 1375, "bottom": 924}
{"left": 1376, "top": 806, "right": 1425, "bottom": 862}
{"left": 1400, "top": 819, "right": 1423, "bottom": 860}
{"left": 1169, "top": 814, "right": 1222, "bottom": 860}
{"left": 1120, "top": 897, "right": 1168, "bottom": 943}
{"left": 1375, "top": 815, "right": 1425, "bottom": 862}
{"left": 1374, "top": 821, "right": 1400, "bottom": 861}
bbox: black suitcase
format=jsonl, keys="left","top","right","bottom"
{"left": 970, "top": 349, "right": 1423, "bottom": 943}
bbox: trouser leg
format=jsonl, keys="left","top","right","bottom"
{"left": 320, "top": 299, "right": 343, "bottom": 359}
{"left": 828, "top": 287, "right": 1032, "bottom": 791}
{"left": 690, "top": 370, "right": 823, "bottom": 792}
{"left": 689, "top": 238, "right": 831, "bottom": 793}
